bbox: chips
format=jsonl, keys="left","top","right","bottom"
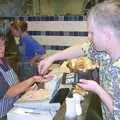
{"left": 50, "top": 65, "right": 70, "bottom": 76}
{"left": 68, "top": 57, "right": 98, "bottom": 70}
{"left": 73, "top": 85, "right": 88, "bottom": 96}
{"left": 21, "top": 89, "right": 49, "bottom": 102}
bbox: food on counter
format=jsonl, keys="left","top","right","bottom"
{"left": 50, "top": 65, "right": 70, "bottom": 76}
{"left": 26, "top": 83, "right": 39, "bottom": 91}
{"left": 68, "top": 57, "right": 99, "bottom": 70}
{"left": 48, "top": 57, "right": 98, "bottom": 77}
{"left": 73, "top": 85, "right": 88, "bottom": 96}
{"left": 21, "top": 89, "right": 49, "bottom": 102}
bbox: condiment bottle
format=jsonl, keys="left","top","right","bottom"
{"left": 65, "top": 93, "right": 77, "bottom": 120}
{"left": 73, "top": 93, "right": 83, "bottom": 116}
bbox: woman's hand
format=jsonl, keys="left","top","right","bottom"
{"left": 33, "top": 74, "right": 54, "bottom": 83}
{"left": 77, "top": 79, "right": 100, "bottom": 94}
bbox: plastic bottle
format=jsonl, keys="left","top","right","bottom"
{"left": 65, "top": 96, "right": 77, "bottom": 120}
{"left": 73, "top": 93, "right": 83, "bottom": 116}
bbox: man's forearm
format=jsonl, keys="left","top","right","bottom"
{"left": 6, "top": 78, "right": 34, "bottom": 97}
{"left": 96, "top": 86, "right": 113, "bottom": 112}
{"left": 51, "top": 45, "right": 84, "bottom": 62}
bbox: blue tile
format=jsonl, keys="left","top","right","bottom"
{"left": 2, "top": 16, "right": 87, "bottom": 21}
{"left": 46, "top": 46, "right": 51, "bottom": 49}
{"left": 31, "top": 17, "right": 34, "bottom": 21}
{"left": 39, "top": 16, "right": 42, "bottom": 21}
{"left": 59, "top": 31, "right": 64, "bottom": 36}
{"left": 28, "top": 31, "right": 88, "bottom": 36}
{"left": 30, "top": 16, "right": 34, "bottom": 21}
{"left": 49, "top": 16, "right": 54, "bottom": 21}
{"left": 53, "top": 31, "right": 58, "bottom": 36}
{"left": 83, "top": 16, "right": 87, "bottom": 21}
{"left": 64, "top": 32, "right": 69, "bottom": 36}
{"left": 28, "top": 31, "right": 32, "bottom": 35}
{"left": 59, "top": 16, "right": 64, "bottom": 21}
{"left": 69, "top": 32, "right": 74, "bottom": 36}
{"left": 28, "top": 17, "right": 32, "bottom": 21}
{"left": 64, "top": 16, "right": 68, "bottom": 21}
{"left": 70, "top": 16, "right": 75, "bottom": 21}
{"left": 74, "top": 32, "right": 79, "bottom": 36}
{"left": 45, "top": 16, "right": 49, "bottom": 21}
{"left": 41, "top": 31, "right": 46, "bottom": 35}
{"left": 34, "top": 16, "right": 38, "bottom": 21}
{"left": 75, "top": 16, "right": 80, "bottom": 21}
{"left": 38, "top": 31, "right": 41, "bottom": 35}
{"left": 42, "top": 45, "right": 69, "bottom": 50}
{"left": 54, "top": 16, "right": 59, "bottom": 21}
{"left": 78, "top": 32, "right": 88, "bottom": 36}
{"left": 78, "top": 16, "right": 84, "bottom": 21}
{"left": 24, "top": 16, "right": 28, "bottom": 21}
{"left": 46, "top": 31, "right": 50, "bottom": 35}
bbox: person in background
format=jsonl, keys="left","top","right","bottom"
{"left": 5, "top": 30, "right": 19, "bottom": 72}
{"left": 10, "top": 20, "right": 45, "bottom": 62}
{"left": 38, "top": 1, "right": 120, "bottom": 120}
{"left": 10, "top": 20, "right": 45, "bottom": 80}
{"left": 0, "top": 32, "right": 44, "bottom": 120}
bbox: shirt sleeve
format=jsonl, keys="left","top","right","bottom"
{"left": 112, "top": 66, "right": 120, "bottom": 119}
{"left": 82, "top": 42, "right": 100, "bottom": 63}
{"left": 82, "top": 42, "right": 112, "bottom": 64}
{"left": 25, "top": 37, "right": 45, "bottom": 56}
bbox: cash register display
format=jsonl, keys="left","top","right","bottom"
{"left": 65, "top": 73, "right": 76, "bottom": 84}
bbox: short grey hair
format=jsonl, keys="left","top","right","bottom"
{"left": 88, "top": 0, "right": 120, "bottom": 34}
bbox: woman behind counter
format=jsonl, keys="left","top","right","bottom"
{"left": 10, "top": 20, "right": 45, "bottom": 80}
{"left": 0, "top": 32, "right": 44, "bottom": 120}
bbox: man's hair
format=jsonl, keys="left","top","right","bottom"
{"left": 11, "top": 20, "right": 28, "bottom": 32}
{"left": 88, "top": 0, "right": 120, "bottom": 36}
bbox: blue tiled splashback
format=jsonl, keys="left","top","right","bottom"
{"left": 1, "top": 16, "right": 88, "bottom": 36}
{"left": 1, "top": 16, "right": 87, "bottom": 50}
{"left": 28, "top": 31, "right": 88, "bottom": 36}
{"left": 2, "top": 16, "right": 87, "bottom": 21}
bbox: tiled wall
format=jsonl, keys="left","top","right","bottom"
{"left": 2, "top": 16, "right": 88, "bottom": 54}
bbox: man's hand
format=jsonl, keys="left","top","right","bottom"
{"left": 77, "top": 79, "right": 100, "bottom": 94}
{"left": 78, "top": 79, "right": 113, "bottom": 112}
{"left": 38, "top": 56, "right": 54, "bottom": 75}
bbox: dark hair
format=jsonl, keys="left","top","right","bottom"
{"left": 11, "top": 20, "right": 28, "bottom": 32}
{"left": 0, "top": 31, "right": 6, "bottom": 41}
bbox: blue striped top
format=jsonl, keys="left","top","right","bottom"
{"left": 0, "top": 59, "right": 19, "bottom": 118}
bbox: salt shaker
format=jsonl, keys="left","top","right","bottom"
{"left": 73, "top": 93, "right": 83, "bottom": 116}
{"left": 65, "top": 96, "right": 77, "bottom": 120}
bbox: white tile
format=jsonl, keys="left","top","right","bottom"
{"left": 32, "top": 36, "right": 88, "bottom": 46}
{"left": 27, "top": 21, "right": 87, "bottom": 31}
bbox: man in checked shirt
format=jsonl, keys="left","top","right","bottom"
{"left": 38, "top": 0, "right": 120, "bottom": 120}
